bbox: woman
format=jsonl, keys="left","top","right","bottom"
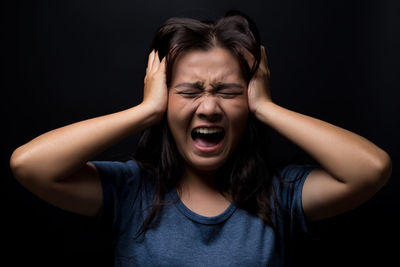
{"left": 10, "top": 10, "right": 391, "bottom": 266}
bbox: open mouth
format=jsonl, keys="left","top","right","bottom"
{"left": 191, "top": 127, "right": 225, "bottom": 148}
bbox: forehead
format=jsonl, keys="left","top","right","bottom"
{"left": 171, "top": 47, "right": 243, "bottom": 83}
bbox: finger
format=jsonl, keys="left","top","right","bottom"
{"left": 260, "top": 45, "right": 268, "bottom": 65}
{"left": 258, "top": 46, "right": 270, "bottom": 74}
{"left": 239, "top": 47, "right": 255, "bottom": 67}
{"left": 151, "top": 50, "right": 160, "bottom": 73}
{"left": 147, "top": 50, "right": 155, "bottom": 73}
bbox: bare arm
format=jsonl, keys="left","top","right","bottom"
{"left": 248, "top": 46, "right": 392, "bottom": 221}
{"left": 10, "top": 50, "right": 167, "bottom": 216}
{"left": 255, "top": 102, "right": 391, "bottom": 221}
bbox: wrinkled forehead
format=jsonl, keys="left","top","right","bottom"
{"left": 170, "top": 48, "right": 244, "bottom": 83}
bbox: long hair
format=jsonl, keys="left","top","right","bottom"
{"left": 134, "top": 10, "right": 277, "bottom": 239}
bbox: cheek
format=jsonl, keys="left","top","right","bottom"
{"left": 233, "top": 110, "right": 249, "bottom": 134}
{"left": 167, "top": 94, "right": 192, "bottom": 138}
{"left": 167, "top": 95, "right": 181, "bottom": 133}
{"left": 167, "top": 93, "right": 178, "bottom": 118}
{"left": 229, "top": 97, "right": 249, "bottom": 120}
{"left": 225, "top": 99, "right": 249, "bottom": 137}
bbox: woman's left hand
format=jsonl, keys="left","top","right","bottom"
{"left": 246, "top": 46, "right": 392, "bottom": 222}
{"left": 247, "top": 45, "right": 272, "bottom": 117}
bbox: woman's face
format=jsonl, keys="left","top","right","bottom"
{"left": 167, "top": 47, "right": 249, "bottom": 172}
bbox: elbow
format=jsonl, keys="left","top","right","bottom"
{"left": 10, "top": 147, "right": 28, "bottom": 182}
{"left": 367, "top": 150, "right": 392, "bottom": 189}
{"left": 9, "top": 146, "right": 38, "bottom": 184}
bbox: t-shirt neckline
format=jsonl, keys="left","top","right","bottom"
{"left": 168, "top": 187, "right": 237, "bottom": 225}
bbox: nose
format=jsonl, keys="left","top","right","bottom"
{"left": 196, "top": 95, "right": 223, "bottom": 122}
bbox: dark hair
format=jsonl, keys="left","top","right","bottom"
{"left": 152, "top": 9, "right": 261, "bottom": 87}
{"left": 134, "top": 10, "right": 277, "bottom": 239}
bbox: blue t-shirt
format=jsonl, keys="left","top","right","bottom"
{"left": 92, "top": 160, "right": 316, "bottom": 266}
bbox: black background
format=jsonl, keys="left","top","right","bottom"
{"left": 2, "top": 0, "right": 399, "bottom": 266}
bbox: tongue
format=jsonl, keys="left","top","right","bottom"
{"left": 193, "top": 137, "right": 219, "bottom": 147}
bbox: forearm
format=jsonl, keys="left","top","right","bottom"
{"left": 255, "top": 101, "right": 391, "bottom": 184}
{"left": 10, "top": 103, "right": 158, "bottom": 182}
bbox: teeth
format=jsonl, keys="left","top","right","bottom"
{"left": 193, "top": 127, "right": 223, "bottom": 134}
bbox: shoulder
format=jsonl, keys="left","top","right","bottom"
{"left": 91, "top": 159, "right": 152, "bottom": 230}
{"left": 271, "top": 164, "right": 319, "bottom": 236}
{"left": 90, "top": 159, "right": 147, "bottom": 191}
{"left": 277, "top": 164, "right": 316, "bottom": 182}
{"left": 91, "top": 159, "right": 141, "bottom": 181}
{"left": 91, "top": 159, "right": 140, "bottom": 177}
{"left": 272, "top": 164, "right": 318, "bottom": 209}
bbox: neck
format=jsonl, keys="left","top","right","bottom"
{"left": 177, "top": 165, "right": 232, "bottom": 202}
{"left": 179, "top": 165, "right": 217, "bottom": 191}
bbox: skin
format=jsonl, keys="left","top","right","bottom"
{"left": 168, "top": 48, "right": 248, "bottom": 172}
{"left": 10, "top": 45, "right": 391, "bottom": 221}
{"left": 249, "top": 46, "right": 392, "bottom": 221}
{"left": 167, "top": 48, "right": 251, "bottom": 215}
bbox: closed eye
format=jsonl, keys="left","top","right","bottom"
{"left": 176, "top": 90, "right": 201, "bottom": 98}
{"left": 217, "top": 90, "right": 243, "bottom": 98}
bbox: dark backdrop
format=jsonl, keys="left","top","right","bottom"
{"left": 2, "top": 0, "right": 399, "bottom": 266}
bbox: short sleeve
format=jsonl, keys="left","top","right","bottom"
{"left": 90, "top": 160, "right": 142, "bottom": 234}
{"left": 274, "top": 164, "right": 318, "bottom": 237}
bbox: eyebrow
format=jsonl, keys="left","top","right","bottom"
{"left": 174, "top": 82, "right": 244, "bottom": 90}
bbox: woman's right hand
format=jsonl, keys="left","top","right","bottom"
{"left": 142, "top": 50, "right": 168, "bottom": 124}
{"left": 9, "top": 49, "right": 169, "bottom": 217}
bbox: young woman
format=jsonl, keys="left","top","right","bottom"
{"left": 10, "top": 10, "right": 391, "bottom": 266}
